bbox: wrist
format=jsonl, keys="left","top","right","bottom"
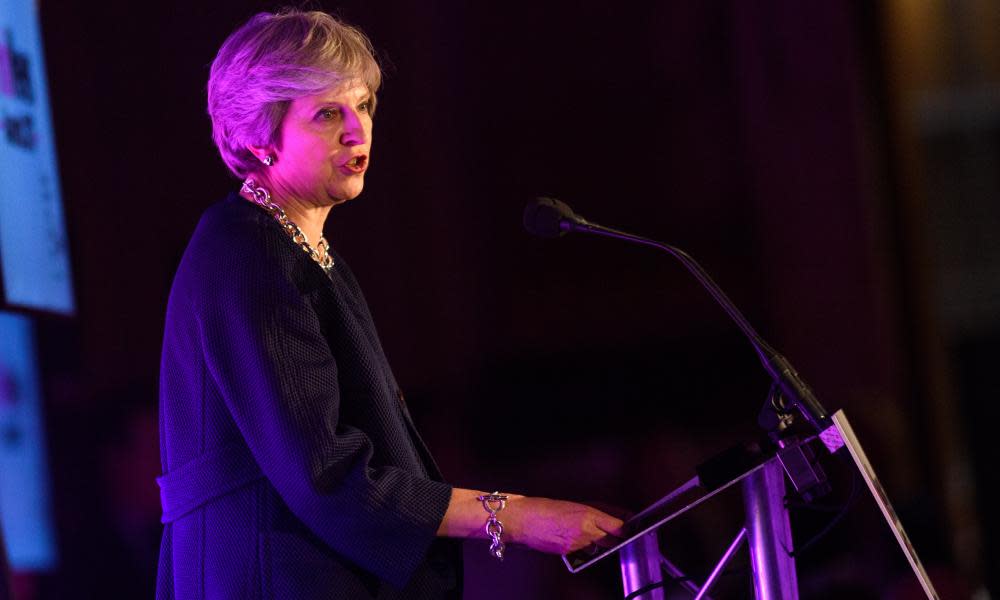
{"left": 476, "top": 491, "right": 523, "bottom": 560}
{"left": 497, "top": 494, "right": 525, "bottom": 544}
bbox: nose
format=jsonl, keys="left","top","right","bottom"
{"left": 340, "top": 108, "right": 367, "bottom": 147}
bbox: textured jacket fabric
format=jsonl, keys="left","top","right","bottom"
{"left": 156, "top": 194, "right": 462, "bottom": 599}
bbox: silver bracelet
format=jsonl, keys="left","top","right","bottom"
{"left": 477, "top": 491, "right": 509, "bottom": 560}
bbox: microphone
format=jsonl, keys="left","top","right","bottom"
{"left": 522, "top": 197, "right": 583, "bottom": 237}
{"left": 522, "top": 197, "right": 831, "bottom": 432}
{"left": 523, "top": 196, "right": 647, "bottom": 240}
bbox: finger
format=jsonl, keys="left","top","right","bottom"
{"left": 580, "top": 521, "right": 622, "bottom": 549}
{"left": 567, "top": 524, "right": 611, "bottom": 554}
{"left": 595, "top": 515, "right": 626, "bottom": 537}
{"left": 567, "top": 537, "right": 598, "bottom": 554}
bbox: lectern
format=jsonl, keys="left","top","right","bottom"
{"left": 563, "top": 410, "right": 940, "bottom": 599}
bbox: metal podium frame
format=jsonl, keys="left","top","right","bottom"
{"left": 562, "top": 410, "right": 941, "bottom": 600}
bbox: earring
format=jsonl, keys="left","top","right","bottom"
{"left": 263, "top": 155, "right": 274, "bottom": 166}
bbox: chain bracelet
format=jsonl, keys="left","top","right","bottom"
{"left": 477, "top": 492, "right": 509, "bottom": 561}
{"left": 240, "top": 178, "right": 334, "bottom": 272}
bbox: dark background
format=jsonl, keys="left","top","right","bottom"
{"left": 10, "top": 0, "right": 1000, "bottom": 597}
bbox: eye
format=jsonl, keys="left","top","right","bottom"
{"left": 316, "top": 107, "right": 339, "bottom": 121}
{"left": 358, "top": 100, "right": 373, "bottom": 113}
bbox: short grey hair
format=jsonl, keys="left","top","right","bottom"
{"left": 207, "top": 9, "right": 382, "bottom": 178}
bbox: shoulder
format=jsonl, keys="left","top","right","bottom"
{"left": 171, "top": 194, "right": 305, "bottom": 308}
{"left": 191, "top": 193, "right": 279, "bottom": 258}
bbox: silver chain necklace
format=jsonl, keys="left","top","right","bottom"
{"left": 240, "top": 178, "right": 334, "bottom": 272}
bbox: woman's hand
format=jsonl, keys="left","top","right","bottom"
{"left": 504, "top": 496, "right": 625, "bottom": 554}
{"left": 437, "top": 488, "right": 625, "bottom": 555}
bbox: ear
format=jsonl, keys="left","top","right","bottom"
{"left": 246, "top": 144, "right": 275, "bottom": 166}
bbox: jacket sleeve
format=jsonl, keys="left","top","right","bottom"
{"left": 188, "top": 223, "right": 452, "bottom": 588}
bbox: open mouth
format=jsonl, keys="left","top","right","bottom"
{"left": 343, "top": 155, "right": 368, "bottom": 172}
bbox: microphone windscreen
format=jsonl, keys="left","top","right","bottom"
{"left": 523, "top": 197, "right": 575, "bottom": 238}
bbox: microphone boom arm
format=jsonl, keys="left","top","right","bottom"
{"left": 563, "top": 217, "right": 830, "bottom": 432}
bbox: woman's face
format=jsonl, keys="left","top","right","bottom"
{"left": 266, "top": 80, "right": 374, "bottom": 208}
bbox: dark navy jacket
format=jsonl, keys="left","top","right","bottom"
{"left": 156, "top": 194, "right": 462, "bottom": 599}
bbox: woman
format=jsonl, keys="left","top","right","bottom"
{"left": 157, "top": 9, "right": 622, "bottom": 599}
